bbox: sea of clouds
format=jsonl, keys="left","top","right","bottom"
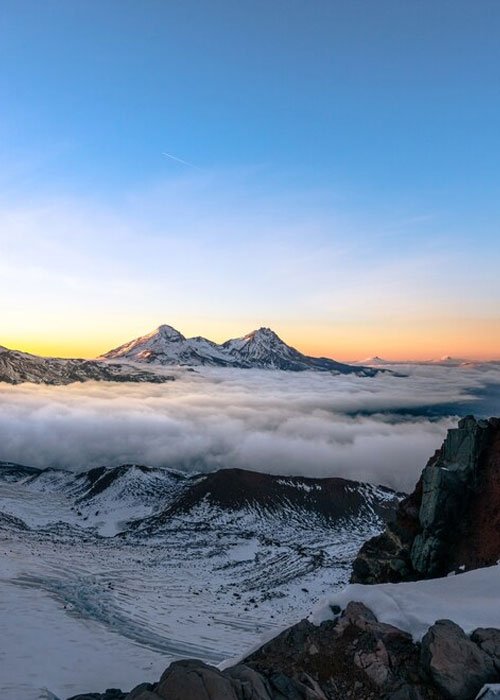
{"left": 0, "top": 363, "right": 499, "bottom": 491}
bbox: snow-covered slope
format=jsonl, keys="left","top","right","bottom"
{"left": 313, "top": 564, "right": 500, "bottom": 641}
{"left": 101, "top": 324, "right": 235, "bottom": 367}
{"left": 102, "top": 324, "right": 380, "bottom": 375}
{"left": 0, "top": 461, "right": 399, "bottom": 699}
{"left": 0, "top": 345, "right": 175, "bottom": 385}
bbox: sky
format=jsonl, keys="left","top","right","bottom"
{"left": 1, "top": 0, "right": 499, "bottom": 360}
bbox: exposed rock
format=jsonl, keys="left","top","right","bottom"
{"left": 351, "top": 416, "right": 500, "bottom": 583}
{"left": 156, "top": 659, "right": 238, "bottom": 699}
{"left": 66, "top": 602, "right": 500, "bottom": 700}
{"left": 124, "top": 683, "right": 158, "bottom": 699}
{"left": 471, "top": 629, "right": 500, "bottom": 673}
{"left": 68, "top": 690, "right": 126, "bottom": 700}
{"left": 242, "top": 603, "right": 439, "bottom": 699}
{"left": 223, "top": 665, "right": 275, "bottom": 699}
{"left": 153, "top": 658, "right": 277, "bottom": 700}
{"left": 420, "top": 619, "right": 497, "bottom": 700}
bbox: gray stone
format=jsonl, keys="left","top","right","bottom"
{"left": 420, "top": 619, "right": 496, "bottom": 700}
{"left": 125, "top": 683, "right": 158, "bottom": 700}
{"left": 223, "top": 664, "right": 273, "bottom": 699}
{"left": 472, "top": 628, "right": 500, "bottom": 674}
{"left": 266, "top": 672, "right": 323, "bottom": 699}
{"left": 124, "top": 692, "right": 161, "bottom": 700}
{"left": 124, "top": 684, "right": 160, "bottom": 700}
{"left": 157, "top": 659, "right": 240, "bottom": 699}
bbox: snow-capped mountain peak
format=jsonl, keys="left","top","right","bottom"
{"left": 100, "top": 324, "right": 381, "bottom": 375}
{"left": 101, "top": 324, "right": 236, "bottom": 367}
{"left": 224, "top": 327, "right": 288, "bottom": 352}
{"left": 222, "top": 327, "right": 302, "bottom": 368}
{"left": 155, "top": 324, "right": 186, "bottom": 341}
{"left": 245, "top": 327, "right": 279, "bottom": 341}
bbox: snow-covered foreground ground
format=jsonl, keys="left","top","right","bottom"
{"left": 0, "top": 470, "right": 387, "bottom": 700}
{"left": 313, "top": 564, "right": 500, "bottom": 640}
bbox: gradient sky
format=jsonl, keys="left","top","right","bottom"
{"left": 1, "top": 0, "right": 499, "bottom": 360}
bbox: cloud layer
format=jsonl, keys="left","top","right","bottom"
{"left": 0, "top": 364, "right": 499, "bottom": 491}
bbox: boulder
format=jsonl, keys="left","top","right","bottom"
{"left": 471, "top": 629, "right": 500, "bottom": 673}
{"left": 156, "top": 659, "right": 241, "bottom": 700}
{"left": 222, "top": 665, "right": 273, "bottom": 699}
{"left": 124, "top": 683, "right": 161, "bottom": 700}
{"left": 420, "top": 620, "right": 497, "bottom": 700}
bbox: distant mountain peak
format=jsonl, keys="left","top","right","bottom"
{"left": 237, "top": 327, "right": 285, "bottom": 345}
{"left": 155, "top": 324, "right": 186, "bottom": 341}
{"left": 243, "top": 327, "right": 282, "bottom": 342}
{"left": 101, "top": 323, "right": 381, "bottom": 376}
{"left": 357, "top": 355, "right": 391, "bottom": 365}
{"left": 247, "top": 326, "right": 275, "bottom": 336}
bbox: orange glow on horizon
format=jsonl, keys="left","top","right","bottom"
{"left": 3, "top": 316, "right": 499, "bottom": 363}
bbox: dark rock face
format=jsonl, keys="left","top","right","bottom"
{"left": 351, "top": 416, "right": 500, "bottom": 584}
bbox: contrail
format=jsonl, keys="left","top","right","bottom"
{"left": 162, "top": 151, "right": 199, "bottom": 169}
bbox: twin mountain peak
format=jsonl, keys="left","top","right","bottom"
{"left": 101, "top": 324, "right": 378, "bottom": 375}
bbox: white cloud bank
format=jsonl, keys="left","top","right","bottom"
{"left": 0, "top": 364, "right": 499, "bottom": 491}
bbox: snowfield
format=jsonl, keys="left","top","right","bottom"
{"left": 312, "top": 564, "right": 500, "bottom": 641}
{"left": 0, "top": 465, "right": 394, "bottom": 700}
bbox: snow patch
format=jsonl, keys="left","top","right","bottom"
{"left": 311, "top": 565, "right": 500, "bottom": 641}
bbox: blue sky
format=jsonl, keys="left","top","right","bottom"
{"left": 1, "top": 1, "right": 499, "bottom": 359}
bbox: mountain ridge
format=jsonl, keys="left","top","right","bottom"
{"left": 101, "top": 324, "right": 381, "bottom": 375}
{"left": 0, "top": 345, "right": 175, "bottom": 386}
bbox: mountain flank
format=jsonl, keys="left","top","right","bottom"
{"left": 0, "top": 345, "right": 174, "bottom": 385}
{"left": 141, "top": 467, "right": 398, "bottom": 527}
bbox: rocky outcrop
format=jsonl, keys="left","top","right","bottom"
{"left": 67, "top": 603, "right": 500, "bottom": 699}
{"left": 351, "top": 416, "right": 500, "bottom": 583}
